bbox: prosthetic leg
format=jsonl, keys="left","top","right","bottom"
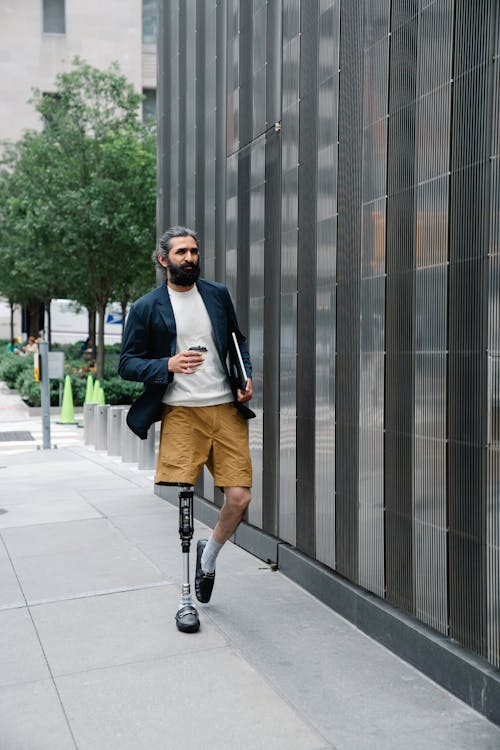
{"left": 175, "top": 485, "right": 200, "bottom": 633}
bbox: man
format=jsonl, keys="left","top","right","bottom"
{"left": 118, "top": 226, "right": 254, "bottom": 631}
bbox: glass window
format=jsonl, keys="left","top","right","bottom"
{"left": 142, "top": 0, "right": 157, "bottom": 45}
{"left": 142, "top": 88, "right": 156, "bottom": 120}
{"left": 43, "top": 0, "right": 65, "bottom": 34}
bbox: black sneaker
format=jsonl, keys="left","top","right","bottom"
{"left": 195, "top": 539, "right": 216, "bottom": 603}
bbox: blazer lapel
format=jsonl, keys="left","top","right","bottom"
{"left": 157, "top": 284, "right": 177, "bottom": 355}
{"left": 197, "top": 280, "right": 226, "bottom": 363}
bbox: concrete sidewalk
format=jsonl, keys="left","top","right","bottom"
{"left": 1, "top": 410, "right": 500, "bottom": 748}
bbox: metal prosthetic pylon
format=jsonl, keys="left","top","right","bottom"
{"left": 175, "top": 485, "right": 200, "bottom": 633}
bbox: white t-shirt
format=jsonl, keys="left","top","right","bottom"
{"left": 162, "top": 285, "right": 233, "bottom": 407}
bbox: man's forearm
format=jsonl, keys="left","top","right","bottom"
{"left": 118, "top": 354, "right": 172, "bottom": 385}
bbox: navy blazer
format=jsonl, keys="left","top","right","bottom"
{"left": 118, "top": 279, "right": 255, "bottom": 439}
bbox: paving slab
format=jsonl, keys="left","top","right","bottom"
{"left": 0, "top": 534, "right": 9, "bottom": 559}
{"left": 0, "top": 558, "right": 26, "bottom": 609}
{"left": 1, "top": 518, "right": 137, "bottom": 558}
{"left": 78, "top": 487, "right": 165, "bottom": 517}
{"left": 0, "top": 450, "right": 83, "bottom": 466}
{"left": 9, "top": 551, "right": 165, "bottom": 605}
{"left": 0, "top": 679, "right": 76, "bottom": 750}
{"left": 0, "top": 498, "right": 101, "bottom": 529}
{"left": 0, "top": 607, "right": 51, "bottom": 687}
{"left": 204, "top": 568, "right": 500, "bottom": 748}
{"left": 0, "top": 434, "right": 499, "bottom": 749}
{"left": 109, "top": 507, "right": 189, "bottom": 580}
{"left": 0, "top": 485, "right": 87, "bottom": 508}
{"left": 30, "top": 585, "right": 227, "bottom": 676}
{"left": 55, "top": 650, "right": 327, "bottom": 750}
{"left": 1, "top": 519, "right": 166, "bottom": 603}
{"left": 378, "top": 719, "right": 500, "bottom": 750}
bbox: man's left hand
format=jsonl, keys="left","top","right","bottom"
{"left": 237, "top": 379, "right": 253, "bottom": 403}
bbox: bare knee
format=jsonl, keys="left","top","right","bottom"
{"left": 225, "top": 486, "right": 251, "bottom": 513}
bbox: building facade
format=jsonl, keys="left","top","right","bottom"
{"left": 157, "top": 0, "right": 500, "bottom": 681}
{"left": 1, "top": 0, "right": 156, "bottom": 144}
{"left": 0, "top": 0, "right": 157, "bottom": 339}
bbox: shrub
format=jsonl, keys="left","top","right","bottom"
{"left": 0, "top": 342, "right": 142, "bottom": 407}
{"left": 0, "top": 353, "right": 33, "bottom": 388}
{"left": 51, "top": 342, "right": 84, "bottom": 360}
{"left": 104, "top": 353, "right": 121, "bottom": 379}
{"left": 71, "top": 376, "right": 88, "bottom": 406}
{"left": 100, "top": 376, "right": 143, "bottom": 405}
{"left": 15, "top": 369, "right": 61, "bottom": 406}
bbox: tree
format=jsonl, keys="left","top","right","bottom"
{"left": 0, "top": 59, "right": 156, "bottom": 372}
{"left": 30, "top": 58, "right": 156, "bottom": 377}
{"left": 0, "top": 135, "right": 74, "bottom": 342}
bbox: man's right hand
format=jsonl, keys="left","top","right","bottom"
{"left": 168, "top": 350, "right": 205, "bottom": 374}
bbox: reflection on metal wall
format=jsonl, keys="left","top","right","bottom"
{"left": 315, "top": 0, "right": 339, "bottom": 571}
{"left": 413, "top": 0, "right": 453, "bottom": 635}
{"left": 279, "top": 0, "right": 298, "bottom": 546}
{"left": 447, "top": 1, "right": 498, "bottom": 663}
{"left": 158, "top": 0, "right": 500, "bottom": 669}
{"left": 358, "top": 0, "right": 388, "bottom": 597}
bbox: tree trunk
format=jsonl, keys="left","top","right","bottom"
{"left": 46, "top": 299, "right": 52, "bottom": 348}
{"left": 9, "top": 301, "right": 14, "bottom": 341}
{"left": 28, "top": 299, "right": 40, "bottom": 337}
{"left": 96, "top": 302, "right": 106, "bottom": 382}
{"left": 88, "top": 308, "right": 96, "bottom": 358}
{"left": 120, "top": 297, "right": 128, "bottom": 340}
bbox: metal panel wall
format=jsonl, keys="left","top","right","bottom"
{"left": 200, "top": 0, "right": 217, "bottom": 281}
{"left": 157, "top": 1, "right": 500, "bottom": 670}
{"left": 168, "top": 1, "right": 179, "bottom": 222}
{"left": 448, "top": 0, "right": 497, "bottom": 660}
{"left": 357, "top": 0, "right": 390, "bottom": 596}
{"left": 336, "top": 0, "right": 363, "bottom": 582}
{"left": 296, "top": 0, "right": 319, "bottom": 557}
{"left": 156, "top": 0, "right": 170, "bottom": 244}
{"left": 487, "top": 12, "right": 500, "bottom": 670}
{"left": 185, "top": 0, "right": 197, "bottom": 227}
{"left": 226, "top": 1, "right": 283, "bottom": 529}
{"left": 178, "top": 0, "right": 187, "bottom": 222}
{"left": 215, "top": 0, "right": 227, "bottom": 282}
{"left": 248, "top": 135, "right": 266, "bottom": 527}
{"left": 413, "top": 0, "right": 453, "bottom": 635}
{"left": 314, "top": 0, "right": 340, "bottom": 570}
{"left": 225, "top": 0, "right": 240, "bottom": 302}
{"left": 279, "top": 0, "right": 299, "bottom": 546}
{"left": 263, "top": 125, "right": 282, "bottom": 535}
{"left": 384, "top": 2, "right": 418, "bottom": 615}
{"left": 488, "top": 237, "right": 500, "bottom": 668}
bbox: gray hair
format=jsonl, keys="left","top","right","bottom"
{"left": 153, "top": 225, "right": 200, "bottom": 269}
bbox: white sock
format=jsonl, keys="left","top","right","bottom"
{"left": 201, "top": 535, "right": 223, "bottom": 574}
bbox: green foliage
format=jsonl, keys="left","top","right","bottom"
{"left": 101, "top": 376, "right": 143, "bottom": 405}
{"left": 0, "top": 343, "right": 142, "bottom": 406}
{"left": 14, "top": 369, "right": 59, "bottom": 407}
{"left": 0, "top": 353, "right": 33, "bottom": 388}
{"left": 14, "top": 375, "right": 42, "bottom": 407}
{"left": 0, "top": 57, "right": 156, "bottom": 379}
{"left": 51, "top": 342, "right": 86, "bottom": 360}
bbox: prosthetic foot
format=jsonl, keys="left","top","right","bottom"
{"left": 175, "top": 485, "right": 200, "bottom": 633}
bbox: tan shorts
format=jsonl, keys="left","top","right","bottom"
{"left": 155, "top": 403, "right": 252, "bottom": 488}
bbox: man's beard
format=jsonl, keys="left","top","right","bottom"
{"left": 167, "top": 259, "right": 200, "bottom": 286}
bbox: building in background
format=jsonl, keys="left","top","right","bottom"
{"left": 0, "top": 0, "right": 157, "bottom": 339}
{"left": 155, "top": 0, "right": 500, "bottom": 720}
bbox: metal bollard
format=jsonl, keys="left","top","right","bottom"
{"left": 95, "top": 404, "right": 109, "bottom": 451}
{"left": 121, "top": 409, "right": 139, "bottom": 462}
{"left": 138, "top": 424, "right": 156, "bottom": 470}
{"left": 84, "top": 403, "right": 98, "bottom": 446}
{"left": 107, "top": 406, "right": 125, "bottom": 456}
